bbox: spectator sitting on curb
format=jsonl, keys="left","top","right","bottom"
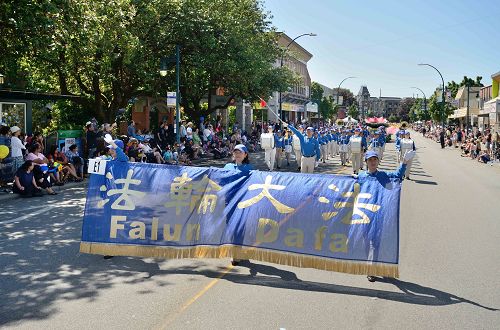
{"left": 65, "top": 144, "right": 84, "bottom": 178}
{"left": 25, "top": 143, "right": 57, "bottom": 195}
{"left": 477, "top": 150, "right": 491, "bottom": 164}
{"left": 13, "top": 160, "right": 44, "bottom": 198}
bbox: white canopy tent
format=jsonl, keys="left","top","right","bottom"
{"left": 342, "top": 116, "right": 358, "bottom": 123}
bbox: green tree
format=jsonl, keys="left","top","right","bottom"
{"left": 319, "top": 96, "right": 336, "bottom": 120}
{"left": 396, "top": 98, "right": 416, "bottom": 122}
{"left": 310, "top": 82, "right": 324, "bottom": 105}
{"left": 347, "top": 104, "right": 359, "bottom": 119}
{"left": 332, "top": 88, "right": 355, "bottom": 106}
{"left": 428, "top": 94, "right": 454, "bottom": 123}
{"left": 0, "top": 0, "right": 293, "bottom": 126}
{"left": 447, "top": 76, "right": 484, "bottom": 98}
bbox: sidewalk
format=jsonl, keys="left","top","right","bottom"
{"left": 410, "top": 129, "right": 500, "bottom": 170}
{"left": 0, "top": 180, "right": 88, "bottom": 202}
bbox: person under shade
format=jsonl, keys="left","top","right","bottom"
{"left": 13, "top": 160, "right": 44, "bottom": 197}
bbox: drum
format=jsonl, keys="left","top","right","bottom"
{"left": 260, "top": 133, "right": 274, "bottom": 149}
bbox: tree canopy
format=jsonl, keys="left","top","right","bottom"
{"left": 446, "top": 76, "right": 483, "bottom": 98}
{"left": 0, "top": 0, "right": 293, "bottom": 126}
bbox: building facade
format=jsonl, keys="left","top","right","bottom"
{"left": 267, "top": 33, "right": 313, "bottom": 124}
{"left": 356, "top": 86, "right": 401, "bottom": 118}
{"left": 448, "top": 86, "right": 481, "bottom": 130}
{"left": 478, "top": 71, "right": 500, "bottom": 133}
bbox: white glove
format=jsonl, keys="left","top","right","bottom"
{"left": 403, "top": 150, "right": 416, "bottom": 162}
{"left": 104, "top": 134, "right": 113, "bottom": 144}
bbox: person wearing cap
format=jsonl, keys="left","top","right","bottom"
{"left": 399, "top": 130, "right": 416, "bottom": 179}
{"left": 338, "top": 130, "right": 350, "bottom": 166}
{"left": 368, "top": 130, "right": 382, "bottom": 160}
{"left": 377, "top": 128, "right": 386, "bottom": 160}
{"left": 284, "top": 123, "right": 320, "bottom": 174}
{"left": 85, "top": 122, "right": 98, "bottom": 158}
{"left": 223, "top": 144, "right": 254, "bottom": 174}
{"left": 349, "top": 128, "right": 365, "bottom": 174}
{"left": 106, "top": 138, "right": 128, "bottom": 162}
{"left": 283, "top": 129, "right": 293, "bottom": 167}
{"left": 224, "top": 144, "right": 254, "bottom": 266}
{"left": 261, "top": 125, "right": 276, "bottom": 171}
{"left": 358, "top": 149, "right": 415, "bottom": 282}
{"left": 9, "top": 126, "right": 26, "bottom": 172}
{"left": 319, "top": 131, "right": 328, "bottom": 163}
{"left": 274, "top": 130, "right": 285, "bottom": 169}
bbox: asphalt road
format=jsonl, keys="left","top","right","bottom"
{"left": 1, "top": 132, "right": 499, "bottom": 329}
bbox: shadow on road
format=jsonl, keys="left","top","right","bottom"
{"left": 213, "top": 264, "right": 498, "bottom": 311}
{"left": 412, "top": 179, "right": 438, "bottom": 185}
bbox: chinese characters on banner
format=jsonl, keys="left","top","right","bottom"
{"left": 81, "top": 162, "right": 401, "bottom": 277}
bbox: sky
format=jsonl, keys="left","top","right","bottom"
{"left": 263, "top": 0, "right": 500, "bottom": 98}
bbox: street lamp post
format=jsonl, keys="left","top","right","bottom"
{"left": 160, "top": 45, "right": 181, "bottom": 143}
{"left": 336, "top": 76, "right": 356, "bottom": 108}
{"left": 418, "top": 63, "right": 445, "bottom": 128}
{"left": 410, "top": 86, "right": 427, "bottom": 113}
{"left": 279, "top": 33, "right": 316, "bottom": 125}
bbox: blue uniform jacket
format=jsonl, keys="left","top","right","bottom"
{"left": 288, "top": 125, "right": 321, "bottom": 160}
{"left": 275, "top": 135, "right": 285, "bottom": 149}
{"left": 223, "top": 162, "right": 254, "bottom": 174}
{"left": 358, "top": 164, "right": 407, "bottom": 185}
{"left": 113, "top": 147, "right": 129, "bottom": 162}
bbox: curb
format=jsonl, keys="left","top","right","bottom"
{"left": 0, "top": 180, "right": 88, "bottom": 202}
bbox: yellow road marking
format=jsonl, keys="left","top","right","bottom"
{"left": 157, "top": 264, "right": 235, "bottom": 329}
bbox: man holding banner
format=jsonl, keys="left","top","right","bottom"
{"left": 359, "top": 149, "right": 416, "bottom": 282}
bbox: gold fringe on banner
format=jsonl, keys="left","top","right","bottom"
{"left": 80, "top": 242, "right": 399, "bottom": 278}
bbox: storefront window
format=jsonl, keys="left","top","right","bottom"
{"left": 0, "top": 102, "right": 26, "bottom": 131}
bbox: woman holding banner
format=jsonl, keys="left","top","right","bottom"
{"left": 224, "top": 144, "right": 254, "bottom": 266}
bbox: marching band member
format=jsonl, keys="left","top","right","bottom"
{"left": 261, "top": 125, "right": 276, "bottom": 171}
{"left": 330, "top": 129, "right": 339, "bottom": 159}
{"left": 283, "top": 130, "right": 293, "bottom": 167}
{"left": 399, "top": 130, "right": 416, "bottom": 179}
{"left": 320, "top": 131, "right": 329, "bottom": 163}
{"left": 274, "top": 130, "right": 285, "bottom": 170}
{"left": 349, "top": 128, "right": 366, "bottom": 174}
{"left": 346, "top": 129, "right": 353, "bottom": 161}
{"left": 339, "top": 130, "right": 350, "bottom": 166}
{"left": 378, "top": 128, "right": 386, "bottom": 160}
{"left": 292, "top": 125, "right": 304, "bottom": 171}
{"left": 285, "top": 123, "right": 320, "bottom": 174}
{"left": 369, "top": 131, "right": 382, "bottom": 159}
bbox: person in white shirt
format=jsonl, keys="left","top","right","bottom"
{"left": 261, "top": 125, "right": 276, "bottom": 171}
{"left": 186, "top": 122, "right": 193, "bottom": 140}
{"left": 10, "top": 126, "right": 25, "bottom": 172}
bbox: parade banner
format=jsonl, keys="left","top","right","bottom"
{"left": 80, "top": 162, "right": 401, "bottom": 277}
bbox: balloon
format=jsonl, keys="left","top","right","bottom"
{"left": 0, "top": 145, "right": 8, "bottom": 159}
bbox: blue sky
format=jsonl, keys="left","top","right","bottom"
{"left": 263, "top": 0, "right": 500, "bottom": 98}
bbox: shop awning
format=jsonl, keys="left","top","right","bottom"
{"left": 480, "top": 97, "right": 500, "bottom": 115}
{"left": 448, "top": 107, "right": 480, "bottom": 119}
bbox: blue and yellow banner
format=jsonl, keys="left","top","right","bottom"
{"left": 80, "top": 162, "right": 401, "bottom": 277}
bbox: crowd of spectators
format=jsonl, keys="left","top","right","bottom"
{"left": 0, "top": 122, "right": 86, "bottom": 197}
{"left": 91, "top": 118, "right": 265, "bottom": 166}
{"left": 414, "top": 123, "right": 499, "bottom": 165}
